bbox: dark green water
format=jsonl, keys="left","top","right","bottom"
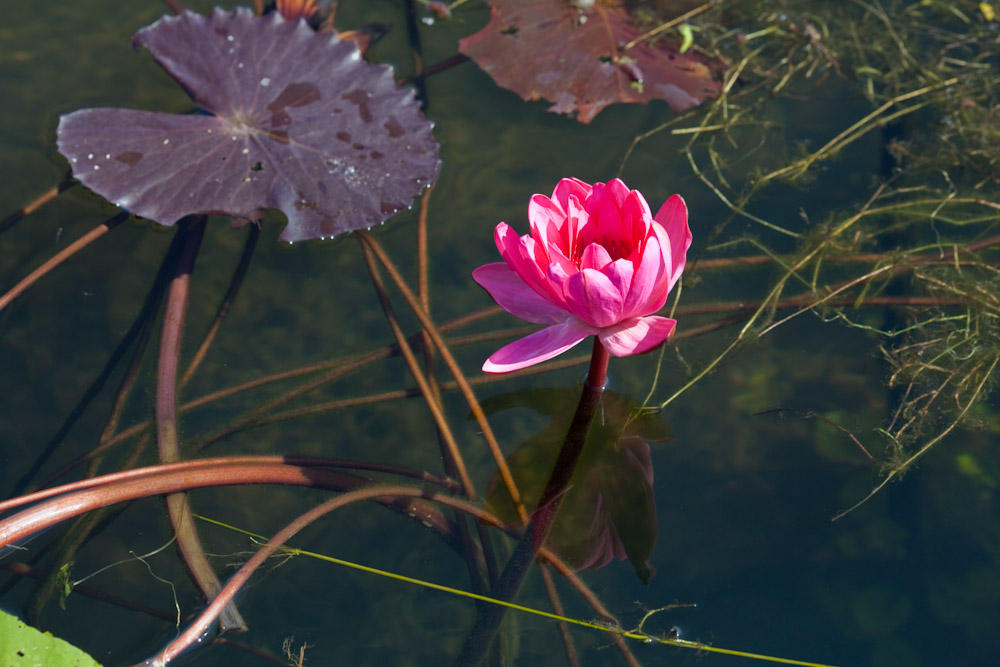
{"left": 2, "top": 2, "right": 999, "bottom": 667}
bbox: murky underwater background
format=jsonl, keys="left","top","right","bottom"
{"left": 2, "top": 1, "right": 1000, "bottom": 666}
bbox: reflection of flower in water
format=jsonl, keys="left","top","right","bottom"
{"left": 482, "top": 388, "right": 667, "bottom": 583}
{"left": 567, "top": 435, "right": 655, "bottom": 573}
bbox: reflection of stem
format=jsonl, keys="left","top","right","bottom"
{"left": 13, "top": 218, "right": 178, "bottom": 497}
{"left": 2, "top": 561, "right": 178, "bottom": 623}
{"left": 11, "top": 227, "right": 186, "bottom": 613}
{"left": 23, "top": 434, "right": 149, "bottom": 624}
{"left": 402, "top": 0, "right": 428, "bottom": 106}
{"left": 456, "top": 339, "right": 610, "bottom": 667}
{"left": 180, "top": 223, "right": 259, "bottom": 387}
{"left": 536, "top": 339, "right": 609, "bottom": 512}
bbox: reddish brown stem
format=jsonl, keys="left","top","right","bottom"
{"left": 138, "top": 484, "right": 426, "bottom": 666}
{"left": 0, "top": 174, "right": 75, "bottom": 235}
{"left": 161, "top": 0, "right": 185, "bottom": 14}
{"left": 140, "top": 484, "right": 610, "bottom": 667}
{"left": 406, "top": 53, "right": 470, "bottom": 81}
{"left": 0, "top": 211, "right": 128, "bottom": 313}
{"left": 0, "top": 456, "right": 455, "bottom": 515}
{"left": 151, "top": 217, "right": 245, "bottom": 631}
{"left": 0, "top": 463, "right": 439, "bottom": 551}
{"left": 403, "top": 0, "right": 428, "bottom": 106}
{"left": 357, "top": 231, "right": 530, "bottom": 524}
{"left": 359, "top": 237, "right": 478, "bottom": 498}
{"left": 0, "top": 463, "right": 637, "bottom": 666}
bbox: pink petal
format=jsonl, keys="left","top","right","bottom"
{"left": 563, "top": 267, "right": 624, "bottom": 328}
{"left": 599, "top": 179, "right": 631, "bottom": 209}
{"left": 546, "top": 241, "right": 577, "bottom": 279}
{"left": 566, "top": 192, "right": 591, "bottom": 256}
{"left": 546, "top": 260, "right": 573, "bottom": 297}
{"left": 494, "top": 222, "right": 523, "bottom": 263}
{"left": 587, "top": 181, "right": 626, "bottom": 235}
{"left": 652, "top": 195, "right": 692, "bottom": 293}
{"left": 495, "top": 223, "right": 562, "bottom": 306}
{"left": 528, "top": 193, "right": 564, "bottom": 249}
{"left": 551, "top": 177, "right": 591, "bottom": 212}
{"left": 579, "top": 242, "right": 613, "bottom": 271}
{"left": 621, "top": 234, "right": 667, "bottom": 319}
{"left": 472, "top": 263, "right": 571, "bottom": 324}
{"left": 598, "top": 316, "right": 677, "bottom": 357}
{"left": 483, "top": 318, "right": 596, "bottom": 373}
{"left": 602, "top": 258, "right": 634, "bottom": 304}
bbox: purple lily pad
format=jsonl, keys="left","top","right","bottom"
{"left": 57, "top": 8, "right": 440, "bottom": 242}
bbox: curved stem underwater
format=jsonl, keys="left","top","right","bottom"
{"left": 136, "top": 484, "right": 428, "bottom": 666}
{"left": 0, "top": 459, "right": 638, "bottom": 666}
{"left": 152, "top": 216, "right": 250, "bottom": 632}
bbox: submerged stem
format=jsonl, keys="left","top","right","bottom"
{"left": 152, "top": 216, "right": 248, "bottom": 632}
{"left": 0, "top": 173, "right": 75, "bottom": 236}
{"left": 180, "top": 222, "right": 259, "bottom": 387}
{"left": 0, "top": 210, "right": 127, "bottom": 314}
{"left": 357, "top": 231, "right": 531, "bottom": 524}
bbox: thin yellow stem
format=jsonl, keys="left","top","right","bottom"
{"left": 357, "top": 231, "right": 531, "bottom": 525}
{"left": 358, "top": 237, "right": 479, "bottom": 499}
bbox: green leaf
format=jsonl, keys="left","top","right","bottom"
{"left": 56, "top": 561, "right": 74, "bottom": 611}
{"left": 0, "top": 609, "right": 103, "bottom": 667}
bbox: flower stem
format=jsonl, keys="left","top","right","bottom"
{"left": 534, "top": 338, "right": 608, "bottom": 515}
{"left": 456, "top": 338, "right": 610, "bottom": 667}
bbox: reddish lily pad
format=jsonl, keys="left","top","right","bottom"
{"left": 57, "top": 8, "right": 440, "bottom": 242}
{"left": 459, "top": 0, "right": 723, "bottom": 123}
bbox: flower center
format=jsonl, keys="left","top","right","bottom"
{"left": 572, "top": 235, "right": 632, "bottom": 268}
{"left": 600, "top": 235, "right": 631, "bottom": 262}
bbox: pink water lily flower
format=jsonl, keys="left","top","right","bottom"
{"left": 473, "top": 177, "right": 692, "bottom": 373}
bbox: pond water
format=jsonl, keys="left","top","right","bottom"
{"left": 3, "top": 2, "right": 1000, "bottom": 667}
